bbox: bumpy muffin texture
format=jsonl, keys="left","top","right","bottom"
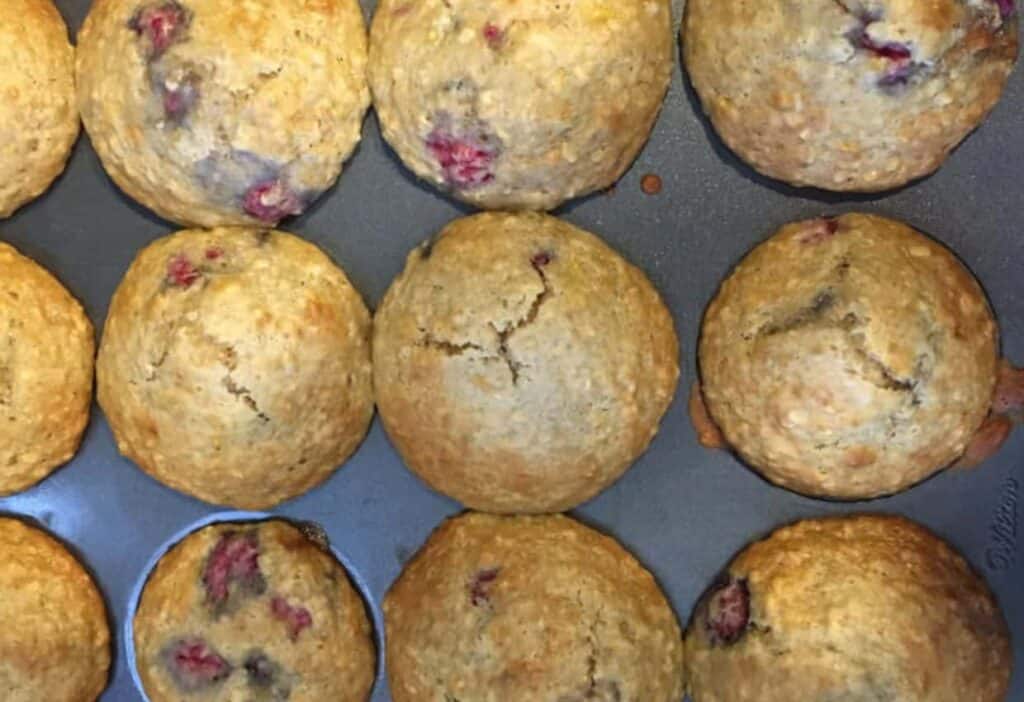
{"left": 97, "top": 228, "right": 373, "bottom": 509}
{"left": 77, "top": 0, "right": 370, "bottom": 227}
{"left": 386, "top": 512, "right": 684, "bottom": 701}
{"left": 686, "top": 514, "right": 1011, "bottom": 702}
{"left": 0, "top": 0, "right": 79, "bottom": 218}
{"left": 134, "top": 520, "right": 375, "bottom": 702}
{"left": 0, "top": 517, "right": 111, "bottom": 702}
{"left": 684, "top": 0, "right": 1019, "bottom": 191}
{"left": 699, "top": 213, "right": 998, "bottom": 499}
{"left": 373, "top": 212, "right": 679, "bottom": 513}
{"left": 369, "top": 0, "right": 673, "bottom": 210}
{"left": 0, "top": 242, "right": 94, "bottom": 495}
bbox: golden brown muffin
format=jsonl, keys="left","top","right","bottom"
{"left": 134, "top": 519, "right": 375, "bottom": 702}
{"left": 369, "top": 0, "right": 673, "bottom": 210}
{"left": 76, "top": 0, "right": 370, "bottom": 227}
{"left": 0, "top": 242, "right": 94, "bottom": 495}
{"left": 386, "top": 512, "right": 684, "bottom": 701}
{"left": 373, "top": 212, "right": 679, "bottom": 513}
{"left": 686, "top": 514, "right": 1011, "bottom": 702}
{"left": 0, "top": 517, "right": 111, "bottom": 701}
{"left": 683, "top": 0, "right": 1018, "bottom": 191}
{"left": 97, "top": 228, "right": 373, "bottom": 509}
{"left": 698, "top": 213, "right": 998, "bottom": 499}
{"left": 0, "top": 0, "right": 79, "bottom": 218}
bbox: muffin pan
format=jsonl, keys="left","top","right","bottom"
{"left": 1, "top": 1, "right": 1020, "bottom": 699}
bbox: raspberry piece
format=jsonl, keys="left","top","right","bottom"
{"left": 270, "top": 596, "right": 313, "bottom": 641}
{"left": 798, "top": 216, "right": 841, "bottom": 244}
{"left": 469, "top": 567, "right": 500, "bottom": 606}
{"left": 993, "top": 0, "right": 1015, "bottom": 19}
{"left": 164, "top": 638, "right": 231, "bottom": 691}
{"left": 128, "top": 1, "right": 190, "bottom": 58}
{"left": 426, "top": 124, "right": 498, "bottom": 190}
{"left": 204, "top": 247, "right": 223, "bottom": 260}
{"left": 243, "top": 179, "right": 304, "bottom": 223}
{"left": 202, "top": 531, "right": 265, "bottom": 608}
{"left": 858, "top": 34, "right": 912, "bottom": 61}
{"left": 483, "top": 23, "right": 504, "bottom": 48}
{"left": 166, "top": 253, "right": 200, "bottom": 287}
{"left": 530, "top": 251, "right": 553, "bottom": 268}
{"left": 160, "top": 73, "right": 200, "bottom": 122}
{"left": 705, "top": 577, "right": 750, "bottom": 645}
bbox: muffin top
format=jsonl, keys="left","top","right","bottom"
{"left": 369, "top": 0, "right": 673, "bottom": 210}
{"left": 386, "top": 512, "right": 684, "bottom": 701}
{"left": 683, "top": 0, "right": 1018, "bottom": 191}
{"left": 0, "top": 517, "right": 110, "bottom": 702}
{"left": 699, "top": 213, "right": 997, "bottom": 499}
{"left": 0, "top": 0, "right": 79, "bottom": 218}
{"left": 97, "top": 228, "right": 373, "bottom": 509}
{"left": 134, "top": 519, "right": 375, "bottom": 702}
{"left": 76, "top": 0, "right": 370, "bottom": 227}
{"left": 0, "top": 242, "right": 94, "bottom": 496}
{"left": 373, "top": 212, "right": 679, "bottom": 513}
{"left": 686, "top": 514, "right": 1011, "bottom": 702}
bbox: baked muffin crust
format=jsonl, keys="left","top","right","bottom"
{"left": 386, "top": 512, "right": 684, "bottom": 701}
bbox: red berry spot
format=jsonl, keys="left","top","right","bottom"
{"left": 205, "top": 247, "right": 223, "bottom": 260}
{"left": 129, "top": 1, "right": 190, "bottom": 58}
{"left": 798, "top": 216, "right": 842, "bottom": 245}
{"left": 166, "top": 253, "right": 200, "bottom": 287}
{"left": 202, "top": 531, "right": 264, "bottom": 607}
{"left": 530, "top": 251, "right": 553, "bottom": 268}
{"left": 164, "top": 638, "right": 231, "bottom": 691}
{"left": 243, "top": 180, "right": 304, "bottom": 223}
{"left": 426, "top": 126, "right": 498, "bottom": 190}
{"left": 469, "top": 567, "right": 500, "bottom": 606}
{"left": 270, "top": 596, "right": 313, "bottom": 641}
{"left": 993, "top": 0, "right": 1015, "bottom": 19}
{"left": 706, "top": 577, "right": 750, "bottom": 645}
{"left": 483, "top": 23, "right": 504, "bottom": 48}
{"left": 161, "top": 73, "right": 200, "bottom": 122}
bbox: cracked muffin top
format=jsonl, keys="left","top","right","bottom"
{"left": 76, "top": 0, "right": 370, "bottom": 228}
{"left": 373, "top": 212, "right": 679, "bottom": 513}
{"left": 683, "top": 0, "right": 1018, "bottom": 191}
{"left": 685, "top": 514, "right": 1011, "bottom": 702}
{"left": 0, "top": 0, "right": 79, "bottom": 218}
{"left": 699, "top": 213, "right": 998, "bottom": 499}
{"left": 368, "top": 0, "right": 673, "bottom": 211}
{"left": 96, "top": 228, "right": 373, "bottom": 509}
{"left": 385, "top": 512, "right": 684, "bottom": 702}
{"left": 0, "top": 517, "right": 110, "bottom": 702}
{"left": 0, "top": 242, "right": 94, "bottom": 496}
{"left": 134, "top": 519, "right": 375, "bottom": 702}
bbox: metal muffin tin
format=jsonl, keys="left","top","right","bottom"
{"left": 1, "top": 1, "right": 1020, "bottom": 699}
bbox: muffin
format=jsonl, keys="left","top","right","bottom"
{"left": 0, "top": 517, "right": 111, "bottom": 701}
{"left": 697, "top": 213, "right": 999, "bottom": 499}
{"left": 683, "top": 0, "right": 1019, "bottom": 191}
{"left": 133, "top": 519, "right": 375, "bottom": 702}
{"left": 0, "top": 242, "right": 94, "bottom": 496}
{"left": 76, "top": 0, "right": 370, "bottom": 227}
{"left": 369, "top": 0, "right": 673, "bottom": 210}
{"left": 373, "top": 212, "right": 679, "bottom": 513}
{"left": 97, "top": 228, "right": 373, "bottom": 509}
{"left": 0, "top": 0, "right": 79, "bottom": 218}
{"left": 386, "top": 512, "right": 684, "bottom": 701}
{"left": 686, "top": 514, "right": 1011, "bottom": 702}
